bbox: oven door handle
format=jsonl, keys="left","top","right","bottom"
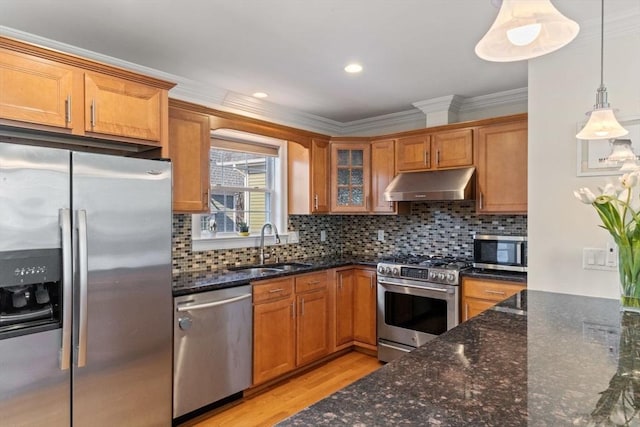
{"left": 378, "top": 280, "right": 454, "bottom": 294}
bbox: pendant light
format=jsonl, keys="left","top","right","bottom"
{"left": 475, "top": 0, "right": 580, "bottom": 62}
{"left": 576, "top": 0, "right": 629, "bottom": 140}
{"left": 604, "top": 139, "right": 637, "bottom": 168}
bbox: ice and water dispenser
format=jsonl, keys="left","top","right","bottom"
{"left": 0, "top": 249, "right": 61, "bottom": 339}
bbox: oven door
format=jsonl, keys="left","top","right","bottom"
{"left": 377, "top": 277, "right": 459, "bottom": 362}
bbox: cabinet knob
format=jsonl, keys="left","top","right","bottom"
{"left": 178, "top": 316, "right": 192, "bottom": 331}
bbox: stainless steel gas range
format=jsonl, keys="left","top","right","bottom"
{"left": 376, "top": 256, "right": 471, "bottom": 362}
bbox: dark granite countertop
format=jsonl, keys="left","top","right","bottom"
{"left": 279, "top": 290, "right": 638, "bottom": 426}
{"left": 462, "top": 268, "right": 527, "bottom": 283}
{"left": 172, "top": 255, "right": 380, "bottom": 296}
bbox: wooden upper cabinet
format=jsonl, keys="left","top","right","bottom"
{"left": 396, "top": 129, "right": 473, "bottom": 173}
{"left": 0, "top": 37, "right": 174, "bottom": 149}
{"left": 330, "top": 142, "right": 371, "bottom": 213}
{"left": 476, "top": 120, "right": 528, "bottom": 214}
{"left": 168, "top": 106, "right": 210, "bottom": 213}
{"left": 288, "top": 138, "right": 330, "bottom": 215}
{"left": 311, "top": 138, "right": 330, "bottom": 213}
{"left": 0, "top": 48, "right": 77, "bottom": 130}
{"left": 431, "top": 128, "right": 473, "bottom": 169}
{"left": 84, "top": 72, "right": 163, "bottom": 143}
{"left": 396, "top": 134, "right": 430, "bottom": 172}
{"left": 370, "top": 139, "right": 395, "bottom": 213}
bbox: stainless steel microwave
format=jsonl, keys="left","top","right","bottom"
{"left": 473, "top": 234, "right": 527, "bottom": 272}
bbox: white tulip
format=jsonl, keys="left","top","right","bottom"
{"left": 619, "top": 172, "right": 639, "bottom": 189}
{"left": 602, "top": 183, "right": 618, "bottom": 198}
{"left": 574, "top": 188, "right": 596, "bottom": 204}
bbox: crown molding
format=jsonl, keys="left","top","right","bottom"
{"left": 337, "top": 109, "right": 426, "bottom": 136}
{"left": 562, "top": 8, "right": 640, "bottom": 50}
{"left": 412, "top": 95, "right": 465, "bottom": 115}
{"left": 459, "top": 87, "right": 528, "bottom": 113}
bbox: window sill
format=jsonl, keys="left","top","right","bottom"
{"left": 192, "top": 233, "right": 291, "bottom": 252}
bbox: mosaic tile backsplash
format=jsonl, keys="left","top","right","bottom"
{"left": 172, "top": 201, "right": 527, "bottom": 275}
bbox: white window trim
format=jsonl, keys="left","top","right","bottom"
{"left": 191, "top": 136, "right": 288, "bottom": 252}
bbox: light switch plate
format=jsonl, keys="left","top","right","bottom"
{"left": 320, "top": 230, "right": 327, "bottom": 242}
{"left": 583, "top": 247, "right": 616, "bottom": 271}
{"left": 288, "top": 231, "right": 299, "bottom": 244}
{"left": 377, "top": 230, "right": 385, "bottom": 241}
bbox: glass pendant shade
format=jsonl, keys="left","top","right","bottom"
{"left": 577, "top": 108, "right": 630, "bottom": 140}
{"left": 475, "top": 0, "right": 580, "bottom": 62}
{"left": 606, "top": 139, "right": 636, "bottom": 163}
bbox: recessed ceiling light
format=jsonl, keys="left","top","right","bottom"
{"left": 344, "top": 63, "right": 363, "bottom": 73}
{"left": 252, "top": 92, "right": 268, "bottom": 98}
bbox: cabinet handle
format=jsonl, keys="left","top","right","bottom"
{"left": 65, "top": 95, "right": 72, "bottom": 124}
{"left": 301, "top": 298, "right": 305, "bottom": 316}
{"left": 465, "top": 304, "right": 469, "bottom": 320}
{"left": 479, "top": 192, "right": 484, "bottom": 210}
{"left": 269, "top": 288, "right": 284, "bottom": 293}
{"left": 484, "top": 290, "right": 506, "bottom": 296}
{"left": 306, "top": 280, "right": 320, "bottom": 286}
{"left": 425, "top": 151, "right": 430, "bottom": 166}
{"left": 436, "top": 150, "right": 440, "bottom": 166}
{"left": 291, "top": 302, "right": 295, "bottom": 318}
{"left": 314, "top": 194, "right": 319, "bottom": 211}
{"left": 365, "top": 196, "right": 369, "bottom": 210}
{"left": 90, "top": 99, "right": 96, "bottom": 128}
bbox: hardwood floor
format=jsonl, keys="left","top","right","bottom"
{"left": 180, "top": 351, "right": 381, "bottom": 427}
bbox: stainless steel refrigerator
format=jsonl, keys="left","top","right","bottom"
{"left": 0, "top": 142, "right": 172, "bottom": 426}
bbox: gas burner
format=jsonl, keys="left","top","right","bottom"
{"left": 376, "top": 255, "right": 472, "bottom": 286}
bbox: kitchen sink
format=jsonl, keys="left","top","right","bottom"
{"left": 227, "top": 262, "right": 312, "bottom": 274}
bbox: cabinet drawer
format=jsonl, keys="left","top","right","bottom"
{"left": 295, "top": 271, "right": 328, "bottom": 293}
{"left": 253, "top": 277, "right": 294, "bottom": 304}
{"left": 463, "top": 278, "right": 525, "bottom": 302}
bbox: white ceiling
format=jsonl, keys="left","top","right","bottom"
{"left": 1, "top": 0, "right": 637, "bottom": 123}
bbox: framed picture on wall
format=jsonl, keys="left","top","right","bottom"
{"left": 577, "top": 115, "right": 640, "bottom": 176}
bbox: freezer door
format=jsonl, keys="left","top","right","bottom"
{"left": 71, "top": 152, "right": 172, "bottom": 426}
{"left": 0, "top": 142, "right": 71, "bottom": 426}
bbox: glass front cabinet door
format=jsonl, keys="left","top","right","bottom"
{"left": 330, "top": 142, "right": 371, "bottom": 213}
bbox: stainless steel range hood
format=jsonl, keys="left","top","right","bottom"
{"left": 383, "top": 167, "right": 475, "bottom": 202}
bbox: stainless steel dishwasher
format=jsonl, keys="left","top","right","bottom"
{"left": 173, "top": 284, "right": 252, "bottom": 419}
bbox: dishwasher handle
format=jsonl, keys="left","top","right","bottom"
{"left": 176, "top": 293, "right": 251, "bottom": 312}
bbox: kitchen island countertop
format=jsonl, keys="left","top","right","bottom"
{"left": 279, "top": 290, "right": 637, "bottom": 426}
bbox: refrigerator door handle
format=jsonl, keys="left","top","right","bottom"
{"left": 77, "top": 209, "right": 89, "bottom": 368}
{"left": 59, "top": 208, "right": 73, "bottom": 371}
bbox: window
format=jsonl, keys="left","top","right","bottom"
{"left": 192, "top": 130, "right": 287, "bottom": 250}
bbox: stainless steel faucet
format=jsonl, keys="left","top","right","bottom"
{"left": 259, "top": 222, "right": 280, "bottom": 264}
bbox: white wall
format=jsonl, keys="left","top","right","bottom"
{"left": 528, "top": 22, "right": 640, "bottom": 298}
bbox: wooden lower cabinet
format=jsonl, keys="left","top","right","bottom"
{"left": 253, "top": 278, "right": 296, "bottom": 385}
{"left": 335, "top": 269, "right": 354, "bottom": 348}
{"left": 253, "top": 272, "right": 330, "bottom": 386}
{"left": 461, "top": 277, "right": 526, "bottom": 322}
{"left": 353, "top": 268, "right": 377, "bottom": 347}
{"left": 296, "top": 288, "right": 329, "bottom": 365}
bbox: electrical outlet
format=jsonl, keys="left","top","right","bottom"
{"left": 377, "top": 230, "right": 385, "bottom": 242}
{"left": 288, "top": 231, "right": 299, "bottom": 244}
{"left": 320, "top": 230, "right": 327, "bottom": 242}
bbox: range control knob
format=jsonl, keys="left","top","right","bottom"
{"left": 429, "top": 271, "right": 437, "bottom": 280}
{"left": 384, "top": 267, "right": 392, "bottom": 274}
{"left": 392, "top": 267, "right": 399, "bottom": 276}
{"left": 438, "top": 273, "right": 445, "bottom": 280}
{"left": 447, "top": 273, "right": 455, "bottom": 282}
{"left": 178, "top": 317, "right": 192, "bottom": 331}
{"left": 378, "top": 266, "right": 385, "bottom": 274}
